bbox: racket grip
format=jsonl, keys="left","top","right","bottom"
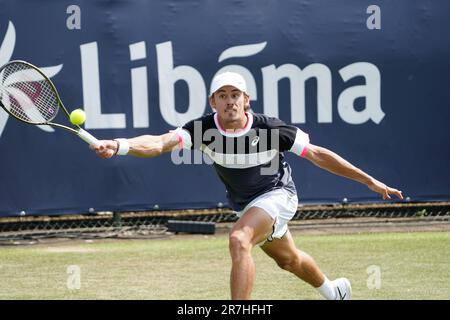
{"left": 77, "top": 128, "right": 101, "bottom": 147}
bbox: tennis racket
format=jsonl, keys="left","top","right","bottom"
{"left": 0, "top": 60, "right": 100, "bottom": 147}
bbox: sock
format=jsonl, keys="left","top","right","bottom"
{"left": 317, "top": 276, "right": 336, "bottom": 300}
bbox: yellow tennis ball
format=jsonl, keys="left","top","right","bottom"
{"left": 70, "top": 109, "right": 86, "bottom": 125}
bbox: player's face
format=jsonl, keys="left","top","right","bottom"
{"left": 209, "top": 86, "right": 250, "bottom": 128}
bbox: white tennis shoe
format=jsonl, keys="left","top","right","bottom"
{"left": 332, "top": 278, "right": 352, "bottom": 300}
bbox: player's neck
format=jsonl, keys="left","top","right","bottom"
{"left": 218, "top": 113, "right": 248, "bottom": 131}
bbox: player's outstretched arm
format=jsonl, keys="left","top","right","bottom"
{"left": 91, "top": 132, "right": 180, "bottom": 159}
{"left": 303, "top": 144, "right": 403, "bottom": 200}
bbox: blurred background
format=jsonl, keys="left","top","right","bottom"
{"left": 0, "top": 0, "right": 448, "bottom": 217}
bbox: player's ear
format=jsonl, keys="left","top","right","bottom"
{"left": 209, "top": 95, "right": 216, "bottom": 109}
{"left": 244, "top": 93, "right": 250, "bottom": 109}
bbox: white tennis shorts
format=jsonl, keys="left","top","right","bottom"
{"left": 234, "top": 188, "right": 299, "bottom": 243}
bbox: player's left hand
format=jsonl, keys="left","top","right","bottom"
{"left": 367, "top": 179, "right": 403, "bottom": 200}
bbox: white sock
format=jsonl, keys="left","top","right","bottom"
{"left": 317, "top": 276, "right": 336, "bottom": 300}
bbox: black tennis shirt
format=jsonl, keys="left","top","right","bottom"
{"left": 174, "top": 112, "right": 310, "bottom": 211}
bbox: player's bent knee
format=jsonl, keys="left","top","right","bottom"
{"left": 276, "top": 256, "right": 300, "bottom": 272}
{"left": 229, "top": 231, "right": 251, "bottom": 253}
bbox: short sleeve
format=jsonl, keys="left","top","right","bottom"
{"left": 288, "top": 128, "right": 310, "bottom": 157}
{"left": 173, "top": 114, "right": 214, "bottom": 150}
{"left": 171, "top": 127, "right": 192, "bottom": 149}
{"left": 266, "top": 117, "right": 310, "bottom": 156}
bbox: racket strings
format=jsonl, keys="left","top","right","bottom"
{"left": 0, "top": 62, "right": 59, "bottom": 123}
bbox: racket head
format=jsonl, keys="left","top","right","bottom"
{"left": 0, "top": 60, "right": 65, "bottom": 125}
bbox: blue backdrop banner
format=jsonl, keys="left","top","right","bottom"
{"left": 0, "top": 0, "right": 449, "bottom": 216}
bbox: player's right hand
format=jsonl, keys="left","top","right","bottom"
{"left": 90, "top": 140, "right": 117, "bottom": 158}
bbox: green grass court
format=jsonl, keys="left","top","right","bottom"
{"left": 0, "top": 231, "right": 448, "bottom": 300}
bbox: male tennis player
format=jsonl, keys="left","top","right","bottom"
{"left": 91, "top": 72, "right": 403, "bottom": 300}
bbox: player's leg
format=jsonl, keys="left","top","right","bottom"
{"left": 229, "top": 206, "right": 274, "bottom": 300}
{"left": 261, "top": 229, "right": 351, "bottom": 300}
{"left": 261, "top": 229, "right": 325, "bottom": 287}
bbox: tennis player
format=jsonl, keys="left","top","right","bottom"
{"left": 91, "top": 72, "right": 403, "bottom": 300}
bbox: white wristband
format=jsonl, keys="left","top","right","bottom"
{"left": 114, "top": 138, "right": 129, "bottom": 156}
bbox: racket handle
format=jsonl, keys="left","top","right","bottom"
{"left": 77, "top": 128, "right": 101, "bottom": 147}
